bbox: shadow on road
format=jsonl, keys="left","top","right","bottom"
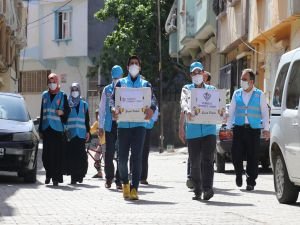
{"left": 214, "top": 187, "right": 242, "bottom": 196}
{"left": 140, "top": 184, "right": 173, "bottom": 189}
{"left": 200, "top": 200, "right": 254, "bottom": 207}
{"left": 0, "top": 149, "right": 45, "bottom": 217}
{"left": 240, "top": 189, "right": 275, "bottom": 195}
{"left": 215, "top": 167, "right": 273, "bottom": 175}
{"left": 126, "top": 199, "right": 177, "bottom": 205}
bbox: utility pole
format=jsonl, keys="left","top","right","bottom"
{"left": 157, "top": 0, "right": 164, "bottom": 153}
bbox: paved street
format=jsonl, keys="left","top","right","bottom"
{"left": 0, "top": 146, "right": 299, "bottom": 225}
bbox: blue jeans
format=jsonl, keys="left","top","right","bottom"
{"left": 118, "top": 127, "right": 146, "bottom": 189}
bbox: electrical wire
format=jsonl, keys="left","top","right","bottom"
{"left": 26, "top": 0, "right": 72, "bottom": 26}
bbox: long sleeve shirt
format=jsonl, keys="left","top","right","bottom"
{"left": 227, "top": 87, "right": 270, "bottom": 131}
{"left": 98, "top": 88, "right": 107, "bottom": 129}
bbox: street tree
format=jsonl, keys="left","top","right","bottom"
{"left": 94, "top": 0, "right": 178, "bottom": 89}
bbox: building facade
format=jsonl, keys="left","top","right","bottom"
{"left": 248, "top": 0, "right": 300, "bottom": 100}
{"left": 165, "top": 0, "right": 220, "bottom": 86}
{"left": 0, "top": 0, "right": 26, "bottom": 92}
{"left": 166, "top": 0, "right": 300, "bottom": 103}
{"left": 20, "top": 0, "right": 114, "bottom": 119}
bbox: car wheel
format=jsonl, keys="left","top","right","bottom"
{"left": 24, "top": 164, "right": 37, "bottom": 183}
{"left": 273, "top": 154, "right": 299, "bottom": 204}
{"left": 216, "top": 152, "right": 225, "bottom": 173}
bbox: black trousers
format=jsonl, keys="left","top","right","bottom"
{"left": 141, "top": 129, "right": 151, "bottom": 181}
{"left": 187, "top": 135, "right": 216, "bottom": 194}
{"left": 104, "top": 121, "right": 120, "bottom": 183}
{"left": 42, "top": 128, "right": 64, "bottom": 183}
{"left": 66, "top": 137, "right": 88, "bottom": 182}
{"left": 231, "top": 125, "right": 261, "bottom": 186}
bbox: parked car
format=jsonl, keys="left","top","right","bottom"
{"left": 0, "top": 92, "right": 39, "bottom": 182}
{"left": 270, "top": 48, "right": 300, "bottom": 204}
{"left": 215, "top": 124, "right": 270, "bottom": 173}
{"left": 215, "top": 104, "right": 270, "bottom": 172}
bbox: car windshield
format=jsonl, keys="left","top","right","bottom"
{"left": 0, "top": 95, "right": 29, "bottom": 122}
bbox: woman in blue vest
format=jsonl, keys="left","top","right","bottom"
{"left": 66, "top": 83, "right": 91, "bottom": 184}
{"left": 226, "top": 69, "right": 270, "bottom": 191}
{"left": 38, "top": 73, "right": 70, "bottom": 186}
{"left": 111, "top": 55, "right": 157, "bottom": 200}
{"left": 180, "top": 62, "right": 216, "bottom": 201}
{"left": 98, "top": 65, "right": 123, "bottom": 189}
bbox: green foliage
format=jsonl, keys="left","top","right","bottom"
{"left": 94, "top": 0, "right": 176, "bottom": 87}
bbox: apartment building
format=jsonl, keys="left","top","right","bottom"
{"left": 20, "top": 0, "right": 114, "bottom": 119}
{"left": 0, "top": 0, "right": 26, "bottom": 92}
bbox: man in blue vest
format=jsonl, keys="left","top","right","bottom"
{"left": 227, "top": 68, "right": 270, "bottom": 191}
{"left": 98, "top": 65, "right": 123, "bottom": 189}
{"left": 180, "top": 61, "right": 216, "bottom": 201}
{"left": 111, "top": 55, "right": 157, "bottom": 200}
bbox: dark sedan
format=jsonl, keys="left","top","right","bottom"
{"left": 0, "top": 92, "right": 39, "bottom": 182}
{"left": 215, "top": 124, "right": 270, "bottom": 173}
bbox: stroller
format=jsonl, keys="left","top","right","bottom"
{"left": 86, "top": 134, "right": 105, "bottom": 178}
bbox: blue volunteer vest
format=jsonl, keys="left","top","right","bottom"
{"left": 184, "top": 83, "right": 217, "bottom": 139}
{"left": 234, "top": 88, "right": 262, "bottom": 129}
{"left": 145, "top": 118, "right": 155, "bottom": 129}
{"left": 41, "top": 91, "right": 65, "bottom": 132}
{"left": 117, "top": 74, "right": 149, "bottom": 128}
{"left": 66, "top": 100, "right": 88, "bottom": 139}
{"left": 104, "top": 84, "right": 114, "bottom": 132}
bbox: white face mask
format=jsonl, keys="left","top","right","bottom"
{"left": 48, "top": 83, "right": 57, "bottom": 91}
{"left": 240, "top": 80, "right": 249, "bottom": 90}
{"left": 129, "top": 64, "right": 140, "bottom": 78}
{"left": 71, "top": 91, "right": 79, "bottom": 98}
{"left": 192, "top": 74, "right": 203, "bottom": 85}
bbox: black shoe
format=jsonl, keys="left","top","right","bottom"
{"left": 45, "top": 178, "right": 51, "bottom": 184}
{"left": 116, "top": 183, "right": 122, "bottom": 190}
{"left": 78, "top": 178, "right": 83, "bottom": 183}
{"left": 192, "top": 192, "right": 202, "bottom": 200}
{"left": 71, "top": 179, "right": 76, "bottom": 185}
{"left": 203, "top": 190, "right": 214, "bottom": 201}
{"left": 236, "top": 176, "right": 243, "bottom": 187}
{"left": 105, "top": 180, "right": 112, "bottom": 188}
{"left": 140, "top": 180, "right": 149, "bottom": 185}
{"left": 246, "top": 185, "right": 254, "bottom": 191}
{"left": 53, "top": 181, "right": 58, "bottom": 186}
{"left": 186, "top": 179, "right": 194, "bottom": 189}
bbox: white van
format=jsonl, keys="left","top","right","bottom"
{"left": 270, "top": 48, "right": 300, "bottom": 204}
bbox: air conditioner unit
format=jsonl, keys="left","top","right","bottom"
{"left": 204, "top": 37, "right": 216, "bottom": 54}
